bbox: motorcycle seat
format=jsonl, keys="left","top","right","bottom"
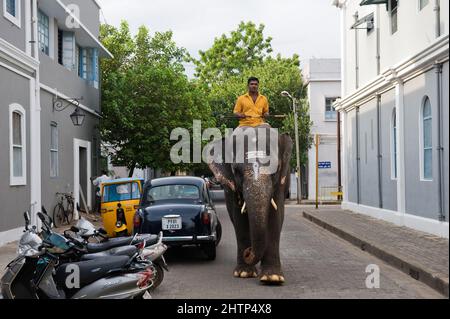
{"left": 80, "top": 246, "right": 138, "bottom": 261}
{"left": 109, "top": 234, "right": 159, "bottom": 246}
{"left": 86, "top": 238, "right": 133, "bottom": 253}
{"left": 86, "top": 234, "right": 158, "bottom": 253}
{"left": 55, "top": 256, "right": 130, "bottom": 288}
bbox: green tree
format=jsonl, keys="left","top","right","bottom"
{"left": 100, "top": 22, "right": 213, "bottom": 176}
{"left": 192, "top": 21, "right": 273, "bottom": 85}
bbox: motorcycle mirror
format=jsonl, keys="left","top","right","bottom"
{"left": 24, "top": 211, "right": 30, "bottom": 223}
{"left": 71, "top": 226, "right": 80, "bottom": 233}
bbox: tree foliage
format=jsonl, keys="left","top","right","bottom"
{"left": 100, "top": 22, "right": 213, "bottom": 175}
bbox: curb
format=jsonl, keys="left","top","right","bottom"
{"left": 302, "top": 211, "right": 449, "bottom": 297}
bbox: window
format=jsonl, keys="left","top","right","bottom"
{"left": 145, "top": 185, "right": 200, "bottom": 204}
{"left": 102, "top": 183, "right": 141, "bottom": 203}
{"left": 5, "top": 0, "right": 14, "bottom": 15}
{"left": 325, "top": 98, "right": 338, "bottom": 121}
{"left": 3, "top": 0, "right": 21, "bottom": 27}
{"left": 9, "top": 104, "right": 26, "bottom": 186}
{"left": 50, "top": 122, "right": 59, "bottom": 178}
{"left": 391, "top": 109, "right": 397, "bottom": 179}
{"left": 38, "top": 10, "right": 49, "bottom": 55}
{"left": 78, "top": 47, "right": 99, "bottom": 88}
{"left": 419, "top": 0, "right": 429, "bottom": 10}
{"left": 389, "top": 0, "right": 398, "bottom": 34}
{"left": 79, "top": 47, "right": 87, "bottom": 79}
{"left": 62, "top": 31, "right": 76, "bottom": 71}
{"left": 421, "top": 97, "right": 433, "bottom": 180}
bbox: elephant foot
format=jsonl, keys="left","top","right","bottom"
{"left": 233, "top": 265, "right": 258, "bottom": 279}
{"left": 259, "top": 267, "right": 285, "bottom": 285}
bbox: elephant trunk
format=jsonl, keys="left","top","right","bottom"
{"left": 243, "top": 200, "right": 270, "bottom": 266}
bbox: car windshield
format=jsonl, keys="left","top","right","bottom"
{"left": 102, "top": 182, "right": 140, "bottom": 203}
{"left": 146, "top": 184, "right": 200, "bottom": 203}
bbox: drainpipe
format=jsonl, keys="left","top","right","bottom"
{"left": 435, "top": 63, "right": 445, "bottom": 222}
{"left": 395, "top": 80, "right": 406, "bottom": 218}
{"left": 376, "top": 6, "right": 381, "bottom": 75}
{"left": 354, "top": 12, "right": 359, "bottom": 89}
{"left": 30, "top": 0, "right": 42, "bottom": 228}
{"left": 377, "top": 95, "right": 383, "bottom": 208}
{"left": 434, "top": 0, "right": 441, "bottom": 38}
{"left": 356, "top": 106, "right": 361, "bottom": 204}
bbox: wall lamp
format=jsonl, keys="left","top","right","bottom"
{"left": 53, "top": 94, "right": 85, "bottom": 127}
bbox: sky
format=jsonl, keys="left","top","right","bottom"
{"left": 96, "top": 0, "right": 341, "bottom": 76}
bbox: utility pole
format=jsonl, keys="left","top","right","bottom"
{"left": 315, "top": 134, "right": 320, "bottom": 209}
{"left": 337, "top": 111, "right": 342, "bottom": 201}
{"left": 294, "top": 99, "right": 302, "bottom": 204}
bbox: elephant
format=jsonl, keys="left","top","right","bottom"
{"left": 206, "top": 126, "right": 293, "bottom": 285}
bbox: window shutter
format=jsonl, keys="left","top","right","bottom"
{"left": 62, "top": 31, "right": 76, "bottom": 71}
{"left": 91, "top": 48, "right": 99, "bottom": 88}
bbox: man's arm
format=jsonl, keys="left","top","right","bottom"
{"left": 263, "top": 97, "right": 270, "bottom": 118}
{"left": 233, "top": 97, "right": 246, "bottom": 119}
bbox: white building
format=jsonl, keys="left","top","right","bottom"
{"left": 333, "top": 0, "right": 449, "bottom": 237}
{"left": 303, "top": 59, "right": 342, "bottom": 201}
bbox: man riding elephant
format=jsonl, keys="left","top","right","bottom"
{"left": 207, "top": 77, "right": 293, "bottom": 285}
{"left": 233, "top": 77, "right": 271, "bottom": 129}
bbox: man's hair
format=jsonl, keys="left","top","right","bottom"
{"left": 248, "top": 77, "right": 259, "bottom": 85}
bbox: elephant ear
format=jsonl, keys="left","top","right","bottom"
{"left": 274, "top": 134, "right": 293, "bottom": 191}
{"left": 206, "top": 138, "right": 236, "bottom": 192}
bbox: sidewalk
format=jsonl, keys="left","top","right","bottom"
{"left": 302, "top": 207, "right": 449, "bottom": 297}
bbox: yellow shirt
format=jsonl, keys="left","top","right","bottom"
{"left": 233, "top": 93, "right": 269, "bottom": 127}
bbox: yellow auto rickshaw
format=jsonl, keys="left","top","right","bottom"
{"left": 100, "top": 178, "right": 145, "bottom": 238}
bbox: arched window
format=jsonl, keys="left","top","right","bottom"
{"left": 9, "top": 104, "right": 27, "bottom": 186}
{"left": 391, "top": 108, "right": 397, "bottom": 179}
{"left": 421, "top": 97, "right": 433, "bottom": 180}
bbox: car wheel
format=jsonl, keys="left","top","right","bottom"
{"left": 215, "top": 221, "right": 222, "bottom": 247}
{"left": 202, "top": 242, "right": 216, "bottom": 261}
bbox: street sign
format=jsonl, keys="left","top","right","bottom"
{"left": 318, "top": 162, "right": 332, "bottom": 169}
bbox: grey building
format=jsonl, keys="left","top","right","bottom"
{"left": 333, "top": 0, "right": 449, "bottom": 237}
{"left": 0, "top": 0, "right": 112, "bottom": 245}
{"left": 303, "top": 59, "right": 342, "bottom": 201}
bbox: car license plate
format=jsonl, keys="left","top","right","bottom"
{"left": 162, "top": 215, "right": 182, "bottom": 230}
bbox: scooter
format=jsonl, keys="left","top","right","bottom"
{"left": 70, "top": 218, "right": 168, "bottom": 288}
{"left": 0, "top": 212, "right": 155, "bottom": 299}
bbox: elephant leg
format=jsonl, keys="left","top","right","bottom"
{"left": 260, "top": 194, "right": 285, "bottom": 285}
{"left": 224, "top": 188, "right": 258, "bottom": 279}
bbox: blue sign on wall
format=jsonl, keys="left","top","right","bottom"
{"left": 318, "top": 162, "right": 332, "bottom": 169}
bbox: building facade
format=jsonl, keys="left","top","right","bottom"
{"left": 303, "top": 59, "right": 342, "bottom": 201}
{"left": 0, "top": 0, "right": 112, "bottom": 245}
{"left": 333, "top": 0, "right": 449, "bottom": 237}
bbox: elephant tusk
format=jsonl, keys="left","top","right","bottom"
{"left": 271, "top": 198, "right": 278, "bottom": 211}
{"left": 241, "top": 202, "right": 247, "bottom": 214}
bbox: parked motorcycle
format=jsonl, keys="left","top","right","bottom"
{"left": 0, "top": 212, "right": 155, "bottom": 299}
{"left": 69, "top": 218, "right": 168, "bottom": 288}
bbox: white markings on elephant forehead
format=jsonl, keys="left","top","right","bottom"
{"left": 253, "top": 162, "right": 260, "bottom": 181}
{"left": 246, "top": 151, "right": 267, "bottom": 160}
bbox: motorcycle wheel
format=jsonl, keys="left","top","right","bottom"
{"left": 150, "top": 263, "right": 164, "bottom": 289}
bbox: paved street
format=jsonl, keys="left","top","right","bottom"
{"left": 152, "top": 204, "right": 444, "bottom": 299}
